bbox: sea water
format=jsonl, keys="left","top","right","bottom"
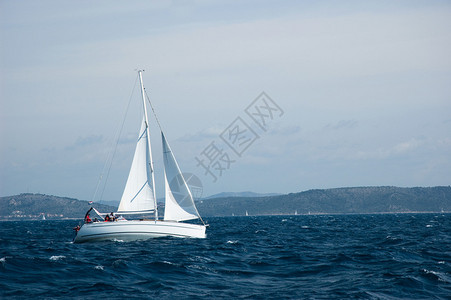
{"left": 1, "top": 214, "right": 450, "bottom": 299}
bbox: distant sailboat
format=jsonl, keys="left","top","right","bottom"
{"left": 74, "top": 71, "right": 207, "bottom": 243}
{"left": 294, "top": 210, "right": 298, "bottom": 216}
{"left": 245, "top": 210, "right": 249, "bottom": 216}
{"left": 41, "top": 213, "right": 46, "bottom": 220}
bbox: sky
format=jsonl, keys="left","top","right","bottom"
{"left": 1, "top": 0, "right": 450, "bottom": 202}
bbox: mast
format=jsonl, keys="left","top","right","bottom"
{"left": 138, "top": 70, "right": 158, "bottom": 220}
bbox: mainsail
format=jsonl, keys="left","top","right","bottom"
{"left": 162, "top": 132, "right": 200, "bottom": 221}
{"left": 117, "top": 117, "right": 156, "bottom": 213}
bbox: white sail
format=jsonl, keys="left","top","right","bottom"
{"left": 162, "top": 132, "right": 200, "bottom": 221}
{"left": 118, "top": 117, "right": 155, "bottom": 213}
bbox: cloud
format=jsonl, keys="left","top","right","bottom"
{"left": 341, "top": 138, "right": 424, "bottom": 161}
{"left": 392, "top": 139, "right": 422, "bottom": 154}
{"left": 118, "top": 133, "right": 138, "bottom": 145}
{"left": 267, "top": 124, "right": 301, "bottom": 136}
{"left": 323, "top": 120, "right": 358, "bottom": 131}
{"left": 176, "top": 126, "right": 227, "bottom": 142}
{"left": 65, "top": 135, "right": 104, "bottom": 150}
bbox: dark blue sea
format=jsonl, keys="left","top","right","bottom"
{"left": 1, "top": 214, "right": 450, "bottom": 299}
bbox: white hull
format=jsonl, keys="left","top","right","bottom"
{"left": 74, "top": 220, "right": 206, "bottom": 243}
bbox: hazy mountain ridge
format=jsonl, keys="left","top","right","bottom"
{"left": 196, "top": 186, "right": 451, "bottom": 217}
{"left": 69, "top": 192, "right": 283, "bottom": 208}
{"left": 203, "top": 191, "right": 282, "bottom": 199}
{"left": 1, "top": 186, "right": 450, "bottom": 220}
{"left": 0, "top": 193, "right": 116, "bottom": 220}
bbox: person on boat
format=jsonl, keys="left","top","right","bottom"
{"left": 85, "top": 214, "right": 92, "bottom": 223}
{"left": 72, "top": 225, "right": 81, "bottom": 241}
{"left": 104, "top": 214, "right": 111, "bottom": 222}
{"left": 84, "top": 207, "right": 93, "bottom": 223}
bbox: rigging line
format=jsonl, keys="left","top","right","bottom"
{"left": 144, "top": 88, "right": 163, "bottom": 132}
{"left": 99, "top": 74, "right": 140, "bottom": 202}
{"left": 93, "top": 73, "right": 139, "bottom": 203}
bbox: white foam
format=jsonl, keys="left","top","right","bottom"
{"left": 226, "top": 240, "right": 238, "bottom": 244}
{"left": 49, "top": 255, "right": 66, "bottom": 261}
{"left": 94, "top": 265, "right": 104, "bottom": 270}
{"left": 422, "top": 269, "right": 450, "bottom": 283}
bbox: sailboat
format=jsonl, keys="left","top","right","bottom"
{"left": 73, "top": 70, "right": 207, "bottom": 243}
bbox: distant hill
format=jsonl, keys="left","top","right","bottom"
{"left": 196, "top": 186, "right": 451, "bottom": 217}
{"left": 30, "top": 192, "right": 287, "bottom": 209}
{"left": 1, "top": 186, "right": 450, "bottom": 220}
{"left": 0, "top": 193, "right": 116, "bottom": 220}
{"left": 203, "top": 191, "right": 281, "bottom": 199}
